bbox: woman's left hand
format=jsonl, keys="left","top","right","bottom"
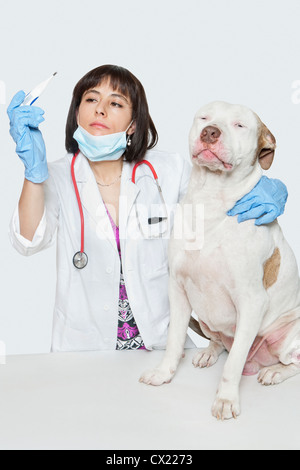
{"left": 227, "top": 176, "right": 288, "bottom": 226}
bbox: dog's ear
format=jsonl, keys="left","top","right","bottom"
{"left": 256, "top": 122, "right": 276, "bottom": 170}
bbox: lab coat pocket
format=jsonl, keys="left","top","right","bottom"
{"left": 52, "top": 309, "right": 100, "bottom": 352}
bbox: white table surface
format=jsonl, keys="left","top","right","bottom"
{"left": 0, "top": 348, "right": 299, "bottom": 450}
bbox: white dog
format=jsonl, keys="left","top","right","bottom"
{"left": 140, "top": 101, "right": 300, "bottom": 420}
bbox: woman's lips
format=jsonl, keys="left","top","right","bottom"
{"left": 90, "top": 122, "right": 109, "bottom": 129}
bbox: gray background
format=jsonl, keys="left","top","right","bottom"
{"left": 1, "top": 0, "right": 300, "bottom": 354}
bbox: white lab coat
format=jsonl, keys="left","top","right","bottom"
{"left": 9, "top": 149, "right": 192, "bottom": 352}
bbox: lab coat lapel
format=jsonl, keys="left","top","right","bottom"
{"left": 74, "top": 153, "right": 118, "bottom": 253}
{"left": 119, "top": 161, "right": 140, "bottom": 234}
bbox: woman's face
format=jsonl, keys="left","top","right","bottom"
{"left": 77, "top": 79, "right": 135, "bottom": 136}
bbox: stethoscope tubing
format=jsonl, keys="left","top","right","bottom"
{"left": 131, "top": 160, "right": 158, "bottom": 184}
{"left": 71, "top": 151, "right": 84, "bottom": 254}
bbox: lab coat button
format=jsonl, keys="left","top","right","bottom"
{"left": 106, "top": 267, "right": 112, "bottom": 274}
{"left": 104, "top": 304, "right": 110, "bottom": 311}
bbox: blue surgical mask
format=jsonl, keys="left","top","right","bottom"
{"left": 73, "top": 122, "right": 133, "bottom": 162}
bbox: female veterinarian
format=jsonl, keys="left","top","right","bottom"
{"left": 7, "top": 65, "right": 288, "bottom": 352}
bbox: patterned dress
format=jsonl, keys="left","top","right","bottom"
{"left": 104, "top": 204, "right": 145, "bottom": 350}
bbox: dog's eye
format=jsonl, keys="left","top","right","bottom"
{"left": 198, "top": 116, "right": 207, "bottom": 121}
{"left": 235, "top": 123, "right": 245, "bottom": 129}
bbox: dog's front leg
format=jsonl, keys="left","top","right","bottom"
{"left": 212, "top": 292, "right": 269, "bottom": 420}
{"left": 139, "top": 276, "right": 192, "bottom": 386}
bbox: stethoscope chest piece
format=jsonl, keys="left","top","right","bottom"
{"left": 73, "top": 251, "right": 88, "bottom": 269}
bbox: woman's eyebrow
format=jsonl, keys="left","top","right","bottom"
{"left": 110, "top": 93, "right": 129, "bottom": 103}
{"left": 83, "top": 90, "right": 129, "bottom": 103}
{"left": 83, "top": 89, "right": 100, "bottom": 97}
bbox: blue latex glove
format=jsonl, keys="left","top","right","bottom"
{"left": 227, "top": 176, "right": 288, "bottom": 225}
{"left": 7, "top": 90, "right": 48, "bottom": 183}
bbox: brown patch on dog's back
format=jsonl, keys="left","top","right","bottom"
{"left": 263, "top": 248, "right": 281, "bottom": 289}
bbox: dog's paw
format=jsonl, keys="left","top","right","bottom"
{"left": 192, "top": 348, "right": 219, "bottom": 368}
{"left": 139, "top": 368, "right": 174, "bottom": 386}
{"left": 258, "top": 367, "right": 282, "bottom": 386}
{"left": 212, "top": 395, "right": 240, "bottom": 420}
{"left": 257, "top": 363, "right": 295, "bottom": 386}
{"left": 192, "top": 343, "right": 224, "bottom": 368}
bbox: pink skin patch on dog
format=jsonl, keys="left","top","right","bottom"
{"left": 192, "top": 141, "right": 232, "bottom": 170}
{"left": 291, "top": 350, "right": 300, "bottom": 364}
{"left": 200, "top": 320, "right": 297, "bottom": 376}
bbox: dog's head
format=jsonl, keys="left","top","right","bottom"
{"left": 189, "top": 101, "right": 276, "bottom": 173}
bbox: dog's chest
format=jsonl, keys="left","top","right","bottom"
{"left": 175, "top": 247, "right": 237, "bottom": 332}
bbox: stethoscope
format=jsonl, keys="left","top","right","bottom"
{"left": 71, "top": 151, "right": 168, "bottom": 269}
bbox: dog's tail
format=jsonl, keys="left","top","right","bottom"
{"left": 188, "top": 317, "right": 209, "bottom": 340}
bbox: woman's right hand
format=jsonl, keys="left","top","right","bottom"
{"left": 7, "top": 91, "right": 48, "bottom": 183}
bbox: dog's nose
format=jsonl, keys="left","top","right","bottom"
{"left": 200, "top": 126, "right": 221, "bottom": 144}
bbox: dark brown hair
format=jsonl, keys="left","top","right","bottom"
{"left": 65, "top": 65, "right": 158, "bottom": 162}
